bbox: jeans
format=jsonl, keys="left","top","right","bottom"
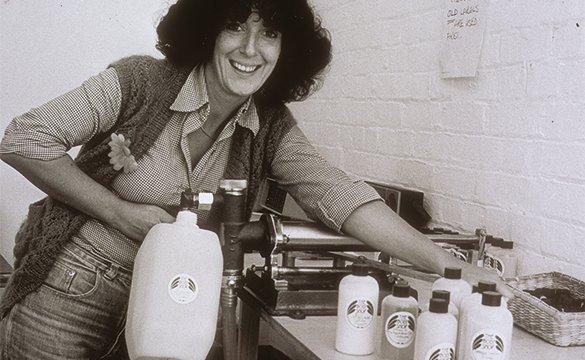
{"left": 0, "top": 241, "right": 132, "bottom": 359}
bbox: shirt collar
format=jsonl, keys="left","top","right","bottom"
{"left": 170, "top": 66, "right": 259, "bottom": 136}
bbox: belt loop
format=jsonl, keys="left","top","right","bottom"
{"left": 104, "top": 263, "right": 119, "bottom": 281}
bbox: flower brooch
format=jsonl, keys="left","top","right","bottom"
{"left": 108, "top": 133, "right": 138, "bottom": 173}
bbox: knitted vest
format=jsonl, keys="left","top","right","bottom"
{"left": 0, "top": 55, "right": 295, "bottom": 319}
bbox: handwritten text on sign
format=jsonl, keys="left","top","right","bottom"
{"left": 440, "top": 0, "right": 489, "bottom": 78}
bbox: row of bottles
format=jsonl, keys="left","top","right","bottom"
{"left": 335, "top": 266, "right": 513, "bottom": 359}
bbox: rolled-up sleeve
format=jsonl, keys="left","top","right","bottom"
{"left": 271, "top": 125, "right": 382, "bottom": 232}
{"left": 0, "top": 68, "right": 121, "bottom": 160}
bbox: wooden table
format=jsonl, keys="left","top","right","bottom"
{"left": 242, "top": 277, "right": 585, "bottom": 360}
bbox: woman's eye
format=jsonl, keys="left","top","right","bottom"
{"left": 263, "top": 29, "right": 280, "bottom": 39}
{"left": 225, "top": 22, "right": 244, "bottom": 32}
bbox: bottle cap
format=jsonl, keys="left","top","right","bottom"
{"left": 350, "top": 262, "right": 370, "bottom": 276}
{"left": 481, "top": 291, "right": 502, "bottom": 307}
{"left": 432, "top": 290, "right": 451, "bottom": 303}
{"left": 429, "top": 298, "right": 449, "bottom": 313}
{"left": 500, "top": 240, "right": 514, "bottom": 249}
{"left": 472, "top": 284, "right": 479, "bottom": 293}
{"left": 478, "top": 281, "right": 497, "bottom": 293}
{"left": 492, "top": 237, "right": 504, "bottom": 247}
{"left": 392, "top": 281, "right": 410, "bottom": 298}
{"left": 409, "top": 287, "right": 419, "bottom": 301}
{"left": 444, "top": 267, "right": 462, "bottom": 279}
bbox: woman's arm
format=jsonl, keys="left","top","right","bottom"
{"left": 342, "top": 200, "right": 514, "bottom": 298}
{"left": 1, "top": 69, "right": 173, "bottom": 241}
{"left": 1, "top": 153, "right": 173, "bottom": 241}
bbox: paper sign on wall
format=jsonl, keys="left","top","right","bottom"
{"left": 440, "top": 0, "right": 490, "bottom": 78}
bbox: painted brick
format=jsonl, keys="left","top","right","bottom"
{"left": 475, "top": 65, "right": 526, "bottom": 100}
{"left": 438, "top": 101, "right": 484, "bottom": 132}
{"left": 401, "top": 10, "right": 443, "bottom": 45}
{"left": 402, "top": 103, "right": 442, "bottom": 130}
{"left": 375, "top": 129, "right": 413, "bottom": 157}
{"left": 527, "top": 179, "right": 585, "bottom": 225}
{"left": 500, "top": 26, "right": 552, "bottom": 64}
{"left": 484, "top": 0, "right": 516, "bottom": 33}
{"left": 532, "top": 142, "right": 585, "bottom": 181}
{"left": 475, "top": 173, "right": 533, "bottom": 211}
{"left": 526, "top": 61, "right": 560, "bottom": 98}
{"left": 558, "top": 59, "right": 585, "bottom": 102}
{"left": 404, "top": 41, "right": 442, "bottom": 73}
{"left": 484, "top": 101, "right": 540, "bottom": 138}
{"left": 553, "top": 22, "right": 585, "bottom": 59}
{"left": 431, "top": 166, "right": 480, "bottom": 202}
{"left": 534, "top": 102, "right": 585, "bottom": 142}
{"left": 383, "top": 46, "right": 410, "bottom": 73}
{"left": 371, "top": 73, "right": 429, "bottom": 100}
{"left": 370, "top": 102, "right": 403, "bottom": 128}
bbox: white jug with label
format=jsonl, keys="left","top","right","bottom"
{"left": 126, "top": 210, "right": 223, "bottom": 360}
{"left": 335, "top": 262, "right": 379, "bottom": 355}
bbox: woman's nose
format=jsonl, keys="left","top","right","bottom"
{"left": 240, "top": 32, "right": 258, "bottom": 57}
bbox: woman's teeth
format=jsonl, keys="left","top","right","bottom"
{"left": 231, "top": 61, "right": 259, "bottom": 73}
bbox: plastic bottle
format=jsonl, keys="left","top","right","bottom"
{"left": 487, "top": 241, "right": 518, "bottom": 278}
{"left": 378, "top": 281, "right": 419, "bottom": 360}
{"left": 432, "top": 267, "right": 472, "bottom": 308}
{"left": 126, "top": 210, "right": 223, "bottom": 360}
{"left": 458, "top": 292, "right": 513, "bottom": 360}
{"left": 457, "top": 282, "right": 497, "bottom": 359}
{"left": 413, "top": 298, "right": 458, "bottom": 360}
{"left": 335, "top": 262, "right": 379, "bottom": 355}
{"left": 423, "top": 290, "right": 459, "bottom": 318}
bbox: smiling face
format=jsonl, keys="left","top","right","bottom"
{"left": 206, "top": 12, "right": 282, "bottom": 102}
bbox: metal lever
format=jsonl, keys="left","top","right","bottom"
{"left": 327, "top": 251, "right": 440, "bottom": 283}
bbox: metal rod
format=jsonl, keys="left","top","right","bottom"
{"left": 328, "top": 251, "right": 439, "bottom": 282}
{"left": 275, "top": 266, "right": 351, "bottom": 276}
{"left": 279, "top": 221, "right": 479, "bottom": 252}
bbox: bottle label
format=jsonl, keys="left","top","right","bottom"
{"left": 483, "top": 253, "right": 504, "bottom": 276}
{"left": 168, "top": 273, "right": 198, "bottom": 304}
{"left": 425, "top": 342, "right": 455, "bottom": 360}
{"left": 384, "top": 311, "right": 416, "bottom": 348}
{"left": 345, "top": 298, "right": 374, "bottom": 329}
{"left": 445, "top": 247, "right": 468, "bottom": 262}
{"left": 471, "top": 329, "right": 506, "bottom": 359}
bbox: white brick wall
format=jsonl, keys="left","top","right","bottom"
{"left": 291, "top": 0, "right": 585, "bottom": 279}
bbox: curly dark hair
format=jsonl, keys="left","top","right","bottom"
{"left": 156, "top": 0, "right": 332, "bottom": 105}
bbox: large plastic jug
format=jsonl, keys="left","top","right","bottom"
{"left": 126, "top": 210, "right": 223, "bottom": 360}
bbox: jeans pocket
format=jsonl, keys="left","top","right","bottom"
{"left": 41, "top": 249, "right": 100, "bottom": 298}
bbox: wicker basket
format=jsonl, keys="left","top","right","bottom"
{"left": 506, "top": 271, "right": 585, "bottom": 347}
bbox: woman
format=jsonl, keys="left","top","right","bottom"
{"left": 0, "top": 0, "right": 511, "bottom": 358}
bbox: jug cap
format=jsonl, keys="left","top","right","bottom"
{"left": 429, "top": 298, "right": 449, "bottom": 313}
{"left": 444, "top": 267, "right": 462, "bottom": 279}
{"left": 350, "top": 262, "right": 370, "bottom": 276}
{"left": 478, "top": 281, "right": 497, "bottom": 293}
{"left": 392, "top": 281, "right": 410, "bottom": 298}
{"left": 432, "top": 290, "right": 451, "bottom": 303}
{"left": 481, "top": 291, "right": 502, "bottom": 307}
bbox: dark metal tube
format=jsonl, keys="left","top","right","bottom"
{"left": 221, "top": 286, "right": 238, "bottom": 360}
{"left": 275, "top": 266, "right": 351, "bottom": 276}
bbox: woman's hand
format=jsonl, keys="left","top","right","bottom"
{"left": 110, "top": 202, "right": 175, "bottom": 242}
{"left": 461, "top": 262, "right": 515, "bottom": 299}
